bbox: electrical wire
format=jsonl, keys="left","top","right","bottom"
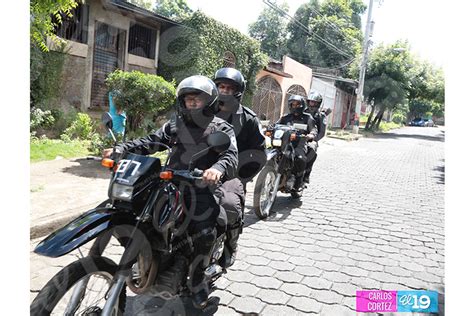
{"left": 262, "top": 0, "right": 354, "bottom": 59}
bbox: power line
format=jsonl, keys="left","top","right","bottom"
{"left": 262, "top": 0, "right": 354, "bottom": 59}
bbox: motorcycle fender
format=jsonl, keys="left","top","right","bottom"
{"left": 33, "top": 208, "right": 136, "bottom": 258}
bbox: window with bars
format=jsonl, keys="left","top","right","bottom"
{"left": 128, "top": 23, "right": 157, "bottom": 59}
{"left": 54, "top": 4, "right": 89, "bottom": 44}
{"left": 223, "top": 51, "right": 236, "bottom": 68}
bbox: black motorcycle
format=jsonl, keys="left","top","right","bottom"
{"left": 30, "top": 114, "right": 232, "bottom": 315}
{"left": 253, "top": 123, "right": 310, "bottom": 219}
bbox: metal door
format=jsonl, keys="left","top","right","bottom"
{"left": 252, "top": 76, "right": 283, "bottom": 123}
{"left": 90, "top": 22, "right": 125, "bottom": 109}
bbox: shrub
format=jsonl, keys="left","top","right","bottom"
{"left": 106, "top": 70, "right": 176, "bottom": 134}
{"left": 30, "top": 107, "right": 55, "bottom": 131}
{"left": 62, "top": 112, "right": 98, "bottom": 140}
{"left": 157, "top": 11, "right": 268, "bottom": 106}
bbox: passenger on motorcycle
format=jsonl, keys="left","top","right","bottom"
{"left": 103, "top": 75, "right": 238, "bottom": 309}
{"left": 303, "top": 91, "right": 330, "bottom": 184}
{"left": 275, "top": 95, "right": 318, "bottom": 190}
{"left": 213, "top": 67, "right": 266, "bottom": 268}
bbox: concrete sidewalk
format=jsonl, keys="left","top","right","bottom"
{"left": 30, "top": 137, "right": 349, "bottom": 239}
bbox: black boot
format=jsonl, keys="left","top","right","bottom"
{"left": 189, "top": 228, "right": 216, "bottom": 309}
{"left": 151, "top": 254, "right": 188, "bottom": 297}
{"left": 219, "top": 225, "right": 241, "bottom": 268}
{"left": 303, "top": 172, "right": 311, "bottom": 184}
{"left": 293, "top": 175, "right": 304, "bottom": 192}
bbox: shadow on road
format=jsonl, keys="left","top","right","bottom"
{"left": 124, "top": 294, "right": 220, "bottom": 316}
{"left": 434, "top": 159, "right": 445, "bottom": 184}
{"left": 243, "top": 195, "right": 303, "bottom": 229}
{"left": 61, "top": 158, "right": 112, "bottom": 179}
{"left": 367, "top": 131, "right": 445, "bottom": 142}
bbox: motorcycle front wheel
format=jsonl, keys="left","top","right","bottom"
{"left": 253, "top": 165, "right": 280, "bottom": 219}
{"left": 30, "top": 256, "right": 126, "bottom": 316}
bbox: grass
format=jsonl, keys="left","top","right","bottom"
{"left": 30, "top": 138, "right": 91, "bottom": 163}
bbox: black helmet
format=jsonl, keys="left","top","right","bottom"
{"left": 176, "top": 75, "right": 218, "bottom": 126}
{"left": 307, "top": 91, "right": 323, "bottom": 115}
{"left": 288, "top": 95, "right": 306, "bottom": 116}
{"left": 214, "top": 67, "right": 245, "bottom": 112}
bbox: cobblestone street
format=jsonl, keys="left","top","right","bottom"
{"left": 30, "top": 126, "right": 445, "bottom": 315}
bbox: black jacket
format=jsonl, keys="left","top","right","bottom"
{"left": 115, "top": 116, "right": 238, "bottom": 181}
{"left": 305, "top": 109, "right": 328, "bottom": 142}
{"left": 276, "top": 112, "right": 318, "bottom": 137}
{"left": 216, "top": 105, "right": 266, "bottom": 182}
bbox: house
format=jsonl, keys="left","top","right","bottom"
{"left": 252, "top": 56, "right": 313, "bottom": 123}
{"left": 49, "top": 0, "right": 179, "bottom": 113}
{"left": 311, "top": 73, "right": 358, "bottom": 129}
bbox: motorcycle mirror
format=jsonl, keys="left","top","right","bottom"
{"left": 325, "top": 108, "right": 332, "bottom": 115}
{"left": 101, "top": 112, "right": 113, "bottom": 130}
{"left": 101, "top": 112, "right": 117, "bottom": 143}
{"left": 206, "top": 131, "right": 231, "bottom": 153}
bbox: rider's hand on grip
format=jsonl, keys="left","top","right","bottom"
{"left": 102, "top": 148, "right": 113, "bottom": 158}
{"left": 202, "top": 168, "right": 222, "bottom": 185}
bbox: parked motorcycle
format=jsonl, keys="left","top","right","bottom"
{"left": 253, "top": 123, "right": 310, "bottom": 219}
{"left": 30, "top": 113, "right": 232, "bottom": 315}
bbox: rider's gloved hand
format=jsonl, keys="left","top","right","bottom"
{"left": 102, "top": 147, "right": 123, "bottom": 161}
{"left": 102, "top": 148, "right": 114, "bottom": 158}
{"left": 202, "top": 168, "right": 222, "bottom": 185}
{"left": 306, "top": 134, "right": 315, "bottom": 142}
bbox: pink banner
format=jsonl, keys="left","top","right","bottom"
{"left": 356, "top": 290, "right": 398, "bottom": 312}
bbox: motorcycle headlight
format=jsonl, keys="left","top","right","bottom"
{"left": 274, "top": 130, "right": 284, "bottom": 139}
{"left": 111, "top": 183, "right": 133, "bottom": 201}
{"left": 272, "top": 139, "right": 282, "bottom": 147}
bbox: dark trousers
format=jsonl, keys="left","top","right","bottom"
{"left": 292, "top": 140, "right": 308, "bottom": 180}
{"left": 214, "top": 178, "right": 245, "bottom": 267}
{"left": 181, "top": 187, "right": 219, "bottom": 293}
{"left": 304, "top": 142, "right": 318, "bottom": 180}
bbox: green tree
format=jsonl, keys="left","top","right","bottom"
{"left": 286, "top": 0, "right": 365, "bottom": 73}
{"left": 286, "top": 0, "right": 321, "bottom": 64}
{"left": 407, "top": 59, "right": 444, "bottom": 119}
{"left": 248, "top": 1, "right": 290, "bottom": 60}
{"left": 30, "top": 0, "right": 79, "bottom": 51}
{"left": 363, "top": 41, "right": 413, "bottom": 130}
{"left": 127, "top": 0, "right": 155, "bottom": 11}
{"left": 154, "top": 0, "right": 193, "bottom": 21}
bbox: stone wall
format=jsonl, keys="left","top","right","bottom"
{"left": 58, "top": 54, "right": 88, "bottom": 112}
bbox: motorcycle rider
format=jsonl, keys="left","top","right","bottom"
{"left": 213, "top": 67, "right": 266, "bottom": 268}
{"left": 275, "top": 95, "right": 318, "bottom": 191}
{"left": 103, "top": 75, "right": 238, "bottom": 309}
{"left": 303, "top": 91, "right": 331, "bottom": 184}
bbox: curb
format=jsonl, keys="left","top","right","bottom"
{"left": 30, "top": 202, "right": 99, "bottom": 240}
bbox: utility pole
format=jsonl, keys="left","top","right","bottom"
{"left": 352, "top": 0, "right": 374, "bottom": 134}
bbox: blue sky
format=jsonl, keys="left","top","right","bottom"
{"left": 186, "top": 0, "right": 446, "bottom": 68}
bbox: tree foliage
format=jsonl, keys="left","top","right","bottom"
{"left": 157, "top": 11, "right": 268, "bottom": 106}
{"left": 407, "top": 59, "right": 444, "bottom": 118}
{"left": 127, "top": 0, "right": 155, "bottom": 11}
{"left": 286, "top": 0, "right": 321, "bottom": 64}
{"left": 286, "top": 0, "right": 365, "bottom": 73}
{"left": 363, "top": 41, "right": 414, "bottom": 129}
{"left": 248, "top": 1, "right": 289, "bottom": 60}
{"left": 154, "top": 0, "right": 193, "bottom": 21}
{"left": 30, "top": 0, "right": 79, "bottom": 51}
{"left": 106, "top": 70, "right": 176, "bottom": 134}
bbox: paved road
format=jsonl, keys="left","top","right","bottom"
{"left": 30, "top": 126, "right": 445, "bottom": 315}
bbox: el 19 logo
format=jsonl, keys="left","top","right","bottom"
{"left": 397, "top": 291, "right": 438, "bottom": 313}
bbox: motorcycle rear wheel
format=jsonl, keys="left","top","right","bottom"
{"left": 253, "top": 165, "right": 279, "bottom": 219}
{"left": 30, "top": 256, "right": 126, "bottom": 316}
